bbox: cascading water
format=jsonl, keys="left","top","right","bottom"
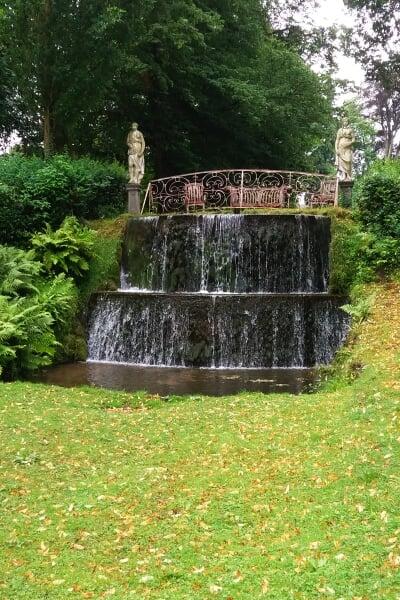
{"left": 88, "top": 214, "right": 349, "bottom": 370}
{"left": 120, "top": 214, "right": 330, "bottom": 293}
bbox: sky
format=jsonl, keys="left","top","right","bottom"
{"left": 313, "top": 0, "right": 365, "bottom": 87}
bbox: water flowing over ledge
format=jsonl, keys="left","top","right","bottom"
{"left": 88, "top": 213, "right": 350, "bottom": 373}
{"left": 88, "top": 292, "right": 348, "bottom": 369}
{"left": 121, "top": 214, "right": 331, "bottom": 294}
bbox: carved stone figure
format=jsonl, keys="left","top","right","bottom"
{"left": 335, "top": 118, "right": 355, "bottom": 181}
{"left": 127, "top": 123, "right": 145, "bottom": 185}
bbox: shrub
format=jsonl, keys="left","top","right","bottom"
{"left": 32, "top": 216, "right": 97, "bottom": 280}
{"left": 0, "top": 242, "right": 78, "bottom": 379}
{"left": 0, "top": 295, "right": 57, "bottom": 378}
{"left": 0, "top": 153, "right": 127, "bottom": 246}
{"left": 329, "top": 216, "right": 400, "bottom": 294}
{"left": 356, "top": 232, "right": 400, "bottom": 277}
{"left": 0, "top": 246, "right": 42, "bottom": 297}
{"left": 354, "top": 159, "right": 400, "bottom": 238}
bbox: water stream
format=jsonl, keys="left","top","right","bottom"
{"left": 120, "top": 214, "right": 330, "bottom": 293}
{"left": 87, "top": 214, "right": 349, "bottom": 379}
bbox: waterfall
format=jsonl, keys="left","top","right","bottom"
{"left": 88, "top": 214, "right": 349, "bottom": 369}
{"left": 120, "top": 214, "right": 331, "bottom": 294}
{"left": 88, "top": 293, "right": 348, "bottom": 368}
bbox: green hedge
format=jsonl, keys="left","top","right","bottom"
{"left": 0, "top": 154, "right": 127, "bottom": 246}
{"left": 354, "top": 159, "right": 400, "bottom": 238}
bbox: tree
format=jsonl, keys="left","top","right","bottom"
{"left": 0, "top": 0, "right": 335, "bottom": 175}
{"left": 363, "top": 60, "right": 400, "bottom": 157}
{"left": 344, "top": 0, "right": 400, "bottom": 53}
{"left": 80, "top": 0, "right": 335, "bottom": 174}
{"left": 0, "top": 48, "right": 14, "bottom": 146}
{"left": 344, "top": 0, "right": 400, "bottom": 157}
{"left": 267, "top": 0, "right": 339, "bottom": 71}
{"left": 0, "top": 0, "right": 127, "bottom": 156}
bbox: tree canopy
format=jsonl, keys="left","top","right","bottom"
{"left": 0, "top": 0, "right": 335, "bottom": 175}
{"left": 344, "top": 0, "right": 400, "bottom": 157}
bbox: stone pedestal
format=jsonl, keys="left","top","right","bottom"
{"left": 127, "top": 183, "right": 141, "bottom": 214}
{"left": 338, "top": 180, "right": 354, "bottom": 207}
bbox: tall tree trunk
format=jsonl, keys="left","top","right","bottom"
{"left": 383, "top": 131, "right": 394, "bottom": 158}
{"left": 42, "top": 0, "right": 53, "bottom": 158}
{"left": 43, "top": 106, "right": 53, "bottom": 158}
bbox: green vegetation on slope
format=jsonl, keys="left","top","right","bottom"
{"left": 0, "top": 283, "right": 399, "bottom": 599}
{"left": 329, "top": 209, "right": 400, "bottom": 295}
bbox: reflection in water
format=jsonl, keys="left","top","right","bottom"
{"left": 31, "top": 362, "right": 317, "bottom": 397}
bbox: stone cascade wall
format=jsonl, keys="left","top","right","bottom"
{"left": 88, "top": 292, "right": 348, "bottom": 368}
{"left": 88, "top": 214, "right": 349, "bottom": 369}
{"left": 121, "top": 214, "right": 331, "bottom": 294}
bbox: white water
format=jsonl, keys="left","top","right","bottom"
{"left": 88, "top": 214, "right": 348, "bottom": 369}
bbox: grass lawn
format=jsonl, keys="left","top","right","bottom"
{"left": 0, "top": 283, "right": 399, "bottom": 599}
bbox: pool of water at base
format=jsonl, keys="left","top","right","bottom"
{"left": 30, "top": 362, "right": 318, "bottom": 396}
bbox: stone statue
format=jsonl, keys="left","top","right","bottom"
{"left": 127, "top": 123, "right": 145, "bottom": 185}
{"left": 335, "top": 118, "right": 355, "bottom": 181}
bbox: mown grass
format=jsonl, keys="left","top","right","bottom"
{"left": 0, "top": 283, "right": 399, "bottom": 599}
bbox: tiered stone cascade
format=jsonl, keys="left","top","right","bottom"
{"left": 88, "top": 214, "right": 349, "bottom": 368}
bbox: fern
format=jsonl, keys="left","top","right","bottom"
{"left": 0, "top": 249, "right": 78, "bottom": 377}
{"left": 0, "top": 246, "right": 41, "bottom": 297}
{"left": 32, "top": 216, "right": 96, "bottom": 280}
{"left": 36, "top": 274, "right": 77, "bottom": 326}
{"left": 0, "top": 219, "right": 89, "bottom": 378}
{"left": 0, "top": 295, "right": 57, "bottom": 376}
{"left": 341, "top": 291, "right": 376, "bottom": 325}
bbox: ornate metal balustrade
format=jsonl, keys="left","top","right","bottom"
{"left": 142, "top": 169, "right": 338, "bottom": 213}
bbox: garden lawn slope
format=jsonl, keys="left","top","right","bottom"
{"left": 0, "top": 283, "right": 399, "bottom": 599}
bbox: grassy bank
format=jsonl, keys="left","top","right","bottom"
{"left": 0, "top": 282, "right": 399, "bottom": 598}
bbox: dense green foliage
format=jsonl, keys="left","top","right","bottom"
{"left": 354, "top": 159, "right": 400, "bottom": 238}
{"left": 0, "top": 0, "right": 334, "bottom": 174}
{"left": 0, "top": 216, "right": 104, "bottom": 378}
{"left": 0, "top": 246, "right": 77, "bottom": 378}
{"left": 32, "top": 216, "right": 96, "bottom": 280}
{"left": 329, "top": 209, "right": 400, "bottom": 295}
{"left": 0, "top": 154, "right": 126, "bottom": 246}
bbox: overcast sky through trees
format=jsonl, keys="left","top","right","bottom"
{"left": 314, "top": 0, "right": 364, "bottom": 86}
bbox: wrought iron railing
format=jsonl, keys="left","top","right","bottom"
{"left": 142, "top": 169, "right": 338, "bottom": 213}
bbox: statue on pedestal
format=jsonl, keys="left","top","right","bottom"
{"left": 335, "top": 118, "right": 355, "bottom": 181}
{"left": 127, "top": 123, "right": 145, "bottom": 185}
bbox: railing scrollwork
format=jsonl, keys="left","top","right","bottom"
{"left": 143, "top": 169, "right": 338, "bottom": 213}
